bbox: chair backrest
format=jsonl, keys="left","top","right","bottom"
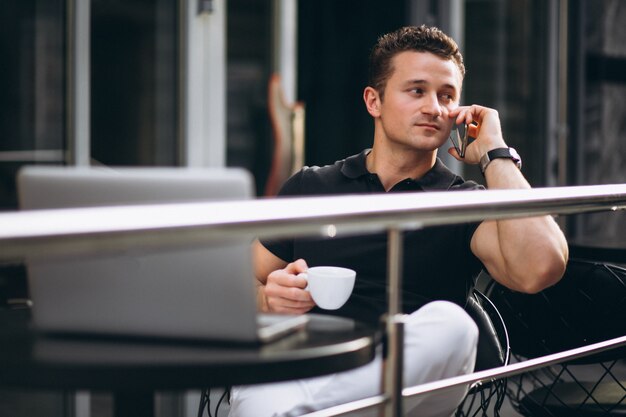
{"left": 487, "top": 259, "right": 626, "bottom": 363}
{"left": 465, "top": 289, "right": 510, "bottom": 372}
{"left": 455, "top": 289, "right": 510, "bottom": 417}
{"left": 480, "top": 260, "right": 626, "bottom": 417}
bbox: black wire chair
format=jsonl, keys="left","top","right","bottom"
{"left": 486, "top": 259, "right": 626, "bottom": 417}
{"left": 456, "top": 288, "right": 511, "bottom": 417}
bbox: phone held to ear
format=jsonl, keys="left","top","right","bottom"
{"left": 449, "top": 122, "right": 477, "bottom": 158}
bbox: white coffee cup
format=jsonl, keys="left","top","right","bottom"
{"left": 298, "top": 266, "right": 356, "bottom": 310}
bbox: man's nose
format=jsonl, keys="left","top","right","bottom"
{"left": 421, "top": 93, "right": 442, "bottom": 117}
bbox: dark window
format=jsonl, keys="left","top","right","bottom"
{"left": 91, "top": 0, "right": 179, "bottom": 166}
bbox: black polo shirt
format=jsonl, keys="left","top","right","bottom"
{"left": 261, "top": 149, "right": 485, "bottom": 325}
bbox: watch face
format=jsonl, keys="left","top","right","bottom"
{"left": 509, "top": 147, "right": 522, "bottom": 170}
{"left": 509, "top": 148, "right": 521, "bottom": 162}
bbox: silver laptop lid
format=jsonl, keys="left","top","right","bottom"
{"left": 17, "top": 166, "right": 254, "bottom": 209}
{"left": 17, "top": 166, "right": 265, "bottom": 342}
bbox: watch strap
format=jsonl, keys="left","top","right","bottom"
{"left": 480, "top": 148, "right": 522, "bottom": 174}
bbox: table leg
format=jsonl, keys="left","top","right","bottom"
{"left": 113, "top": 391, "right": 154, "bottom": 417}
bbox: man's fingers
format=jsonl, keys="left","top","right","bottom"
{"left": 263, "top": 259, "right": 314, "bottom": 313}
{"left": 284, "top": 258, "right": 308, "bottom": 274}
{"left": 265, "top": 290, "right": 315, "bottom": 314}
{"left": 447, "top": 147, "right": 462, "bottom": 160}
{"left": 267, "top": 269, "right": 308, "bottom": 290}
{"left": 267, "top": 304, "right": 313, "bottom": 315}
{"left": 269, "top": 297, "right": 315, "bottom": 310}
{"left": 266, "top": 279, "right": 312, "bottom": 301}
{"left": 450, "top": 106, "right": 473, "bottom": 126}
{"left": 467, "top": 123, "right": 479, "bottom": 138}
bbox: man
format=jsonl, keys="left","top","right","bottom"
{"left": 229, "top": 25, "right": 568, "bottom": 417}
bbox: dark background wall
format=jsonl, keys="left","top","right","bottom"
{"left": 297, "top": 0, "right": 408, "bottom": 167}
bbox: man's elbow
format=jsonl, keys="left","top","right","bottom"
{"left": 517, "top": 252, "right": 568, "bottom": 294}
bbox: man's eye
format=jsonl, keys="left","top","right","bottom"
{"left": 411, "top": 88, "right": 425, "bottom": 95}
{"left": 439, "top": 93, "right": 453, "bottom": 102}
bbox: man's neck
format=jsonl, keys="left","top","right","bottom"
{"left": 366, "top": 147, "right": 437, "bottom": 191}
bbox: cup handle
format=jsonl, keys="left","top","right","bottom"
{"left": 297, "top": 272, "right": 309, "bottom": 291}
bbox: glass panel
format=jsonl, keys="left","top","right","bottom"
{"left": 0, "top": 0, "right": 65, "bottom": 209}
{"left": 226, "top": 0, "right": 272, "bottom": 194}
{"left": 464, "top": 0, "right": 550, "bottom": 186}
{"left": 91, "top": 0, "right": 179, "bottom": 166}
{"left": 571, "top": 0, "right": 626, "bottom": 240}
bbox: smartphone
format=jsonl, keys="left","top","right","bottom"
{"left": 449, "top": 122, "right": 477, "bottom": 158}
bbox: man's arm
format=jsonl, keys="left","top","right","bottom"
{"left": 470, "top": 164, "right": 569, "bottom": 293}
{"left": 252, "top": 239, "right": 315, "bottom": 313}
{"left": 449, "top": 105, "right": 569, "bottom": 293}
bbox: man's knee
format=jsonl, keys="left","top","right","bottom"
{"left": 410, "top": 301, "right": 477, "bottom": 342}
{"left": 405, "top": 301, "right": 478, "bottom": 370}
{"left": 433, "top": 300, "right": 476, "bottom": 338}
{"left": 400, "top": 300, "right": 478, "bottom": 410}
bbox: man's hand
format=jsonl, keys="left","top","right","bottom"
{"left": 448, "top": 105, "right": 508, "bottom": 164}
{"left": 260, "top": 259, "right": 315, "bottom": 314}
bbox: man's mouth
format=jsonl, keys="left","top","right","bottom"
{"left": 416, "top": 123, "right": 440, "bottom": 130}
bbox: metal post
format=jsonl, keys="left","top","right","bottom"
{"left": 183, "top": 0, "right": 226, "bottom": 167}
{"left": 64, "top": 2, "right": 92, "bottom": 413}
{"left": 272, "top": 0, "right": 298, "bottom": 104}
{"left": 546, "top": 0, "right": 559, "bottom": 187}
{"left": 556, "top": 0, "right": 570, "bottom": 231}
{"left": 66, "top": 0, "right": 91, "bottom": 166}
{"left": 383, "top": 227, "right": 405, "bottom": 417}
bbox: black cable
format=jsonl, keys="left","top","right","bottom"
{"left": 214, "top": 388, "right": 229, "bottom": 416}
{"left": 197, "top": 388, "right": 210, "bottom": 417}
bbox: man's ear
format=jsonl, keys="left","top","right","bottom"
{"left": 363, "top": 86, "right": 381, "bottom": 117}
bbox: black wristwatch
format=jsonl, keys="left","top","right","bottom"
{"left": 479, "top": 147, "right": 522, "bottom": 174}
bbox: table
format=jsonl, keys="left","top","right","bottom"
{"left": 0, "top": 309, "right": 378, "bottom": 417}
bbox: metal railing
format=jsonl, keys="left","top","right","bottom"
{"left": 1, "top": 183, "right": 626, "bottom": 417}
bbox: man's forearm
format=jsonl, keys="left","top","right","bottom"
{"left": 484, "top": 159, "right": 569, "bottom": 292}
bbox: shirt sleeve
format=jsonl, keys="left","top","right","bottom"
{"left": 258, "top": 170, "right": 304, "bottom": 262}
{"left": 456, "top": 181, "right": 487, "bottom": 275}
{"left": 465, "top": 221, "right": 484, "bottom": 271}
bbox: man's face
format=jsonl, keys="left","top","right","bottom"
{"left": 375, "top": 51, "right": 462, "bottom": 152}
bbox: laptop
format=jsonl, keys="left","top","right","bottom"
{"left": 17, "top": 166, "right": 308, "bottom": 343}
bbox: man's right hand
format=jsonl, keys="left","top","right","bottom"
{"left": 260, "top": 259, "right": 316, "bottom": 314}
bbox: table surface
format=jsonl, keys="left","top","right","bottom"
{"left": 0, "top": 308, "right": 379, "bottom": 392}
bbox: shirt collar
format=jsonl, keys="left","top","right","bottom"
{"left": 341, "top": 149, "right": 462, "bottom": 191}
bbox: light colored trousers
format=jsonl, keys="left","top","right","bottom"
{"left": 229, "top": 301, "right": 478, "bottom": 417}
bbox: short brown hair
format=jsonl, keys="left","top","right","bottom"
{"left": 368, "top": 25, "right": 465, "bottom": 98}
